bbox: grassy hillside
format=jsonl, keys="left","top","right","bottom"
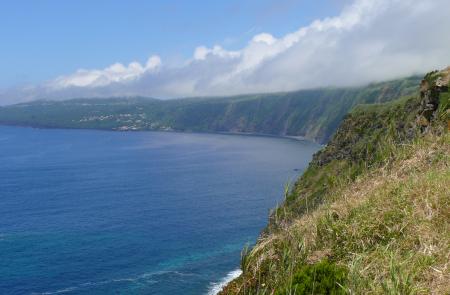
{"left": 0, "top": 76, "right": 420, "bottom": 144}
{"left": 220, "top": 68, "right": 449, "bottom": 294}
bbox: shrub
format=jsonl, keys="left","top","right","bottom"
{"left": 277, "top": 260, "right": 348, "bottom": 295}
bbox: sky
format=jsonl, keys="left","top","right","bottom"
{"left": 0, "top": 0, "right": 344, "bottom": 86}
{"left": 0, "top": 0, "right": 449, "bottom": 104}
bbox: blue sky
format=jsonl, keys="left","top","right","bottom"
{"left": 0, "top": 0, "right": 345, "bottom": 87}
{"left": 1, "top": 0, "right": 449, "bottom": 105}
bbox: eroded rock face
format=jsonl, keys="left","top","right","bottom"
{"left": 311, "top": 68, "right": 450, "bottom": 168}
{"left": 417, "top": 68, "right": 449, "bottom": 128}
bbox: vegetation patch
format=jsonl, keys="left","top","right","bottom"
{"left": 276, "top": 260, "right": 348, "bottom": 295}
{"left": 220, "top": 69, "right": 450, "bottom": 294}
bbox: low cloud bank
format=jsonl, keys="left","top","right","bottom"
{"left": 1, "top": 0, "right": 449, "bottom": 105}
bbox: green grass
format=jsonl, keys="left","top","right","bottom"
{"left": 220, "top": 74, "right": 450, "bottom": 294}
{"left": 222, "top": 132, "right": 450, "bottom": 294}
{"left": 438, "top": 92, "right": 449, "bottom": 119}
{"left": 268, "top": 95, "right": 424, "bottom": 230}
{"left": 277, "top": 260, "right": 348, "bottom": 295}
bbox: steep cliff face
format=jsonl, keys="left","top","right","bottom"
{"left": 314, "top": 67, "right": 449, "bottom": 168}
{"left": 0, "top": 76, "right": 420, "bottom": 144}
{"left": 417, "top": 67, "right": 450, "bottom": 129}
{"left": 220, "top": 69, "right": 449, "bottom": 294}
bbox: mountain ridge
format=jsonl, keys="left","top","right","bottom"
{"left": 0, "top": 76, "right": 421, "bottom": 144}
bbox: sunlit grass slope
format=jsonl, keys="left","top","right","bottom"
{"left": 221, "top": 68, "right": 449, "bottom": 294}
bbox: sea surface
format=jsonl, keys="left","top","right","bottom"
{"left": 0, "top": 126, "right": 319, "bottom": 295}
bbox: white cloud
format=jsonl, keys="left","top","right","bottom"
{"left": 1, "top": 0, "right": 449, "bottom": 104}
{"left": 194, "top": 46, "right": 210, "bottom": 60}
{"left": 252, "top": 33, "right": 277, "bottom": 45}
{"left": 193, "top": 45, "right": 240, "bottom": 61}
{"left": 49, "top": 55, "right": 161, "bottom": 88}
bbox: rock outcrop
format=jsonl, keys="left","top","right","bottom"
{"left": 417, "top": 67, "right": 449, "bottom": 129}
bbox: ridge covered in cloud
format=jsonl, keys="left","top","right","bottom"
{"left": 1, "top": 0, "right": 449, "bottom": 105}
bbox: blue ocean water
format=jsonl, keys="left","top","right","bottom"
{"left": 0, "top": 126, "right": 319, "bottom": 295}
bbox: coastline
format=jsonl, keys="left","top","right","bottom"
{"left": 208, "top": 269, "right": 243, "bottom": 295}
{"left": 0, "top": 123, "right": 321, "bottom": 145}
{"left": 216, "top": 131, "right": 317, "bottom": 143}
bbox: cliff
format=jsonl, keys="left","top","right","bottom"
{"left": 0, "top": 76, "right": 420, "bottom": 144}
{"left": 220, "top": 68, "right": 449, "bottom": 294}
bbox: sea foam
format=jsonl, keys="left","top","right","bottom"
{"left": 207, "top": 269, "right": 243, "bottom": 295}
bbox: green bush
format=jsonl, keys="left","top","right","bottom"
{"left": 277, "top": 260, "right": 348, "bottom": 294}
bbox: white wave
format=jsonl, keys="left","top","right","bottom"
{"left": 38, "top": 270, "right": 195, "bottom": 295}
{"left": 207, "top": 269, "right": 242, "bottom": 295}
{"left": 38, "top": 286, "right": 78, "bottom": 294}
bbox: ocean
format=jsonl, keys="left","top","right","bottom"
{"left": 0, "top": 126, "right": 319, "bottom": 295}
